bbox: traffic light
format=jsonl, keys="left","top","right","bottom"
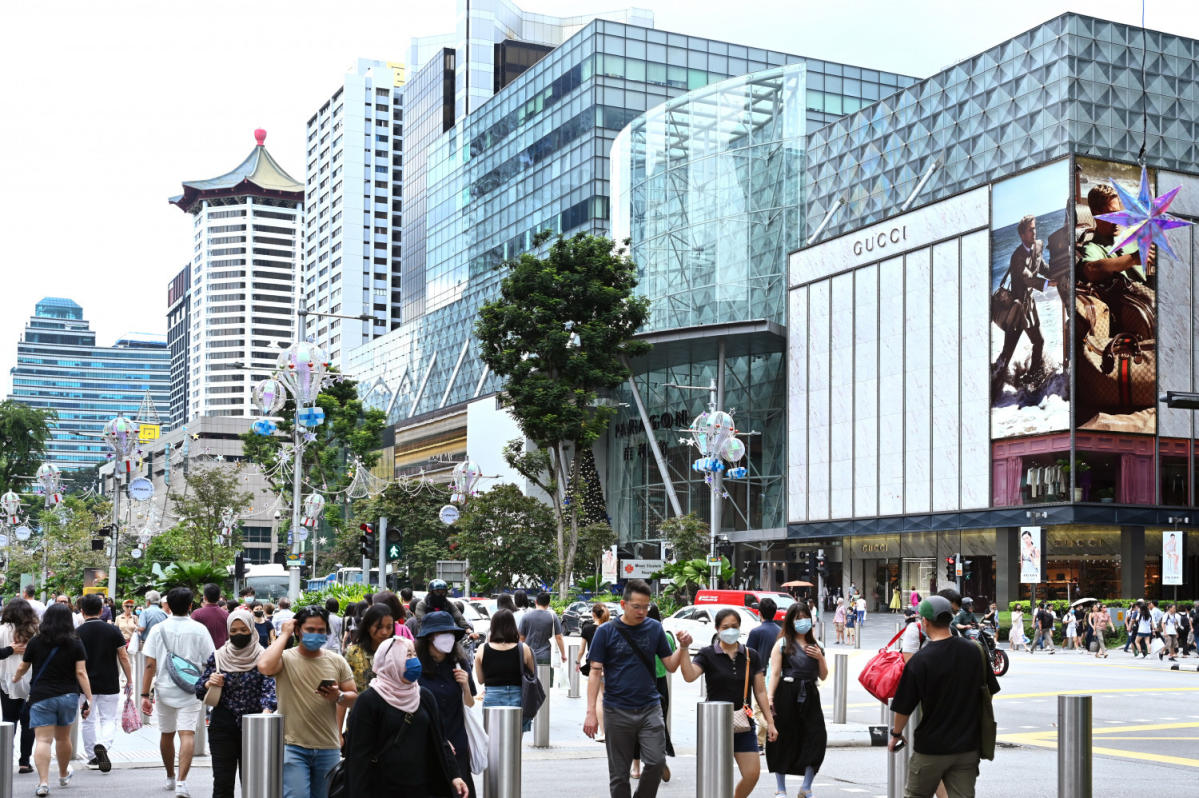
{"left": 273, "top": 549, "right": 286, "bottom": 565}
{"left": 816, "top": 552, "right": 827, "bottom": 579}
{"left": 234, "top": 553, "right": 246, "bottom": 580}
{"left": 359, "top": 522, "right": 375, "bottom": 558}
{"left": 961, "top": 558, "right": 973, "bottom": 580}
{"left": 945, "top": 555, "right": 956, "bottom": 581}
{"left": 386, "top": 525, "right": 402, "bottom": 561}
{"left": 798, "top": 551, "right": 813, "bottom": 580}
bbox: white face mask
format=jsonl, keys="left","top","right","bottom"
{"left": 432, "top": 633, "right": 456, "bottom": 653}
{"left": 717, "top": 627, "right": 741, "bottom": 645}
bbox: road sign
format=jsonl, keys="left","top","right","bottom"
{"left": 438, "top": 505, "right": 460, "bottom": 525}
{"left": 137, "top": 424, "right": 161, "bottom": 442}
{"left": 707, "top": 556, "right": 722, "bottom": 566}
{"left": 286, "top": 553, "right": 306, "bottom": 566}
{"left": 622, "top": 559, "right": 665, "bottom": 578}
{"left": 127, "top": 477, "right": 154, "bottom": 501}
{"left": 295, "top": 528, "right": 309, "bottom": 542}
{"left": 436, "top": 560, "right": 467, "bottom": 583}
{"left": 14, "top": 526, "right": 31, "bottom": 542}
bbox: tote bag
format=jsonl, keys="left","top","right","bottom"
{"left": 464, "top": 706, "right": 489, "bottom": 774}
{"left": 857, "top": 626, "right": 909, "bottom": 702}
{"left": 519, "top": 643, "right": 546, "bottom": 722}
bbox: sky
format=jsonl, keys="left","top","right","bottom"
{"left": 1, "top": 0, "right": 1194, "bottom": 395}
{"left": 992, "top": 159, "right": 1071, "bottom": 229}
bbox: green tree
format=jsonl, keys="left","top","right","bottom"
{"left": 241, "top": 376, "right": 386, "bottom": 547}
{"left": 156, "top": 561, "right": 230, "bottom": 596}
{"left": 573, "top": 521, "right": 617, "bottom": 584}
{"left": 168, "top": 463, "right": 253, "bottom": 567}
{"left": 655, "top": 556, "right": 734, "bottom": 605}
{"left": 4, "top": 496, "right": 109, "bottom": 599}
{"left": 476, "top": 233, "right": 650, "bottom": 597}
{"left": 658, "top": 513, "right": 710, "bottom": 562}
{"left": 353, "top": 482, "right": 452, "bottom": 588}
{"left": 453, "top": 484, "right": 557, "bottom": 592}
{"left": 0, "top": 401, "right": 55, "bottom": 495}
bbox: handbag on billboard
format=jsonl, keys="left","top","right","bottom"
{"left": 990, "top": 269, "right": 1022, "bottom": 329}
{"left": 1078, "top": 332, "right": 1156, "bottom": 412}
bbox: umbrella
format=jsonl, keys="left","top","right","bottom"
{"left": 1070, "top": 597, "right": 1098, "bottom": 608}
{"left": 781, "top": 580, "right": 814, "bottom": 588}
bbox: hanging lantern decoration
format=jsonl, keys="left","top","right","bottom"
{"left": 102, "top": 415, "right": 140, "bottom": 475}
{"left": 254, "top": 377, "right": 287, "bottom": 416}
{"left": 1, "top": 490, "right": 21, "bottom": 525}
{"left": 451, "top": 460, "right": 482, "bottom": 504}
{"left": 276, "top": 341, "right": 330, "bottom": 407}
{"left": 300, "top": 492, "right": 326, "bottom": 528}
{"left": 36, "top": 463, "right": 63, "bottom": 507}
{"left": 688, "top": 408, "right": 748, "bottom": 483}
{"left": 690, "top": 410, "right": 711, "bottom": 455}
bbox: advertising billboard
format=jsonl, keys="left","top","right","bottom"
{"left": 1163, "top": 531, "right": 1183, "bottom": 586}
{"left": 1072, "top": 158, "right": 1157, "bottom": 434}
{"left": 990, "top": 160, "right": 1071, "bottom": 438}
{"left": 1019, "top": 526, "right": 1043, "bottom": 583}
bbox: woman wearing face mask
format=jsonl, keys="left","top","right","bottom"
{"left": 253, "top": 604, "right": 275, "bottom": 647}
{"left": 766, "top": 603, "right": 828, "bottom": 798}
{"left": 346, "top": 636, "right": 469, "bottom": 797}
{"left": 194, "top": 610, "right": 278, "bottom": 798}
{"left": 679, "top": 608, "right": 776, "bottom": 798}
{"left": 415, "top": 611, "right": 477, "bottom": 798}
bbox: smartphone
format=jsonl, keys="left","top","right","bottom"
{"left": 317, "top": 679, "right": 337, "bottom": 690}
{"left": 892, "top": 737, "right": 906, "bottom": 752}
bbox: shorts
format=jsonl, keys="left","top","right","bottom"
{"left": 29, "top": 694, "right": 78, "bottom": 728}
{"left": 733, "top": 726, "right": 759, "bottom": 753}
{"left": 156, "top": 700, "right": 203, "bottom": 734}
{"left": 835, "top": 622, "right": 845, "bottom": 631}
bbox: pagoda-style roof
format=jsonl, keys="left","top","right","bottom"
{"left": 170, "top": 129, "right": 304, "bottom": 213}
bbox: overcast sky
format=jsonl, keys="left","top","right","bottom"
{"left": 1, "top": 0, "right": 1193, "bottom": 394}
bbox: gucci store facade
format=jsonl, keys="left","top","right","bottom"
{"left": 786, "top": 14, "right": 1199, "bottom": 608}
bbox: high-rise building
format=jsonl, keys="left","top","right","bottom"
{"left": 7, "top": 298, "right": 169, "bottom": 470}
{"left": 169, "top": 130, "right": 303, "bottom": 419}
{"left": 301, "top": 59, "right": 406, "bottom": 366}
{"left": 166, "top": 265, "right": 190, "bottom": 429}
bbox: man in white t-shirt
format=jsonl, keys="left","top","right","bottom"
{"left": 855, "top": 596, "right": 868, "bottom": 628}
{"left": 22, "top": 584, "right": 46, "bottom": 619}
{"left": 898, "top": 608, "right": 925, "bottom": 660}
{"left": 141, "top": 587, "right": 216, "bottom": 798}
{"left": 272, "top": 597, "right": 295, "bottom": 635}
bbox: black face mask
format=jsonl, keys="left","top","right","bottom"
{"left": 229, "top": 633, "right": 254, "bottom": 649}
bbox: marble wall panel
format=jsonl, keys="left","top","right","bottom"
{"left": 788, "top": 287, "right": 809, "bottom": 522}
{"left": 854, "top": 264, "right": 880, "bottom": 517}
{"left": 878, "top": 256, "right": 906, "bottom": 516}
{"left": 807, "top": 280, "right": 831, "bottom": 520}
{"left": 931, "top": 240, "right": 962, "bottom": 511}
{"left": 904, "top": 248, "right": 932, "bottom": 514}
{"left": 829, "top": 273, "right": 856, "bottom": 518}
{"left": 960, "top": 230, "right": 993, "bottom": 508}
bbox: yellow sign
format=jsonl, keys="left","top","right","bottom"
{"left": 138, "top": 424, "right": 160, "bottom": 441}
{"left": 82, "top": 586, "right": 108, "bottom": 596}
{"left": 388, "top": 61, "right": 407, "bottom": 87}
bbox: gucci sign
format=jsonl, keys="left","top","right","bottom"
{"left": 852, "top": 225, "right": 908, "bottom": 256}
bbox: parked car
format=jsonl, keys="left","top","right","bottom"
{"left": 456, "top": 600, "right": 491, "bottom": 642}
{"left": 662, "top": 604, "right": 760, "bottom": 653}
{"left": 563, "top": 600, "right": 623, "bottom": 636}
{"left": 694, "top": 589, "right": 797, "bottom": 621}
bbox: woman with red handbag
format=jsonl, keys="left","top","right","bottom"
{"left": 678, "top": 609, "right": 776, "bottom": 798}
{"left": 766, "top": 604, "right": 828, "bottom": 798}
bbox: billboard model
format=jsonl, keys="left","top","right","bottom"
{"left": 1163, "top": 531, "right": 1183, "bottom": 586}
{"left": 1019, "top": 526, "right": 1043, "bottom": 584}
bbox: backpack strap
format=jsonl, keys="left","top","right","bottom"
{"left": 611, "top": 621, "right": 658, "bottom": 679}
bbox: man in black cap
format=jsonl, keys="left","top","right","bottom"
{"left": 888, "top": 595, "right": 1001, "bottom": 797}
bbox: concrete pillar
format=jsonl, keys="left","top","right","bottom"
{"left": 1120, "top": 526, "right": 1145, "bottom": 598}
{"left": 994, "top": 527, "right": 1021, "bottom": 608}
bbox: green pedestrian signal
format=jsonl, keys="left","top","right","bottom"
{"left": 388, "top": 543, "right": 402, "bottom": 560}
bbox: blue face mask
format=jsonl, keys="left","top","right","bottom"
{"left": 403, "top": 656, "right": 422, "bottom": 683}
{"left": 300, "top": 633, "right": 327, "bottom": 651}
{"left": 793, "top": 619, "right": 813, "bottom": 634}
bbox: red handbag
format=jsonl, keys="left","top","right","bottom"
{"left": 857, "top": 626, "right": 909, "bottom": 702}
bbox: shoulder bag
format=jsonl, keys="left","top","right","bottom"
{"left": 463, "top": 704, "right": 489, "bottom": 774}
{"left": 975, "top": 641, "right": 996, "bottom": 760}
{"left": 518, "top": 642, "right": 546, "bottom": 722}
{"left": 990, "top": 268, "right": 1022, "bottom": 329}
{"left": 857, "top": 626, "right": 908, "bottom": 702}
{"left": 327, "top": 710, "right": 414, "bottom": 798}
{"left": 203, "top": 651, "right": 223, "bottom": 708}
{"left": 730, "top": 648, "right": 753, "bottom": 733}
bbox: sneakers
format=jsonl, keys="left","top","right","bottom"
{"left": 36, "top": 786, "right": 49, "bottom": 797}
{"left": 94, "top": 744, "right": 111, "bottom": 774}
{"left": 163, "top": 777, "right": 175, "bottom": 792}
{"left": 175, "top": 781, "right": 191, "bottom": 798}
{"left": 59, "top": 768, "right": 73, "bottom": 787}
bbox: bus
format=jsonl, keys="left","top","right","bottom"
{"left": 334, "top": 567, "right": 380, "bottom": 586}
{"left": 307, "top": 573, "right": 337, "bottom": 592}
{"left": 240, "top": 564, "right": 291, "bottom": 603}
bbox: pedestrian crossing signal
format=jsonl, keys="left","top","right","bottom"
{"left": 388, "top": 543, "right": 401, "bottom": 561}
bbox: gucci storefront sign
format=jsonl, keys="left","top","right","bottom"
{"left": 851, "top": 226, "right": 907, "bottom": 256}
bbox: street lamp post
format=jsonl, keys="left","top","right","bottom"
{"left": 102, "top": 415, "right": 139, "bottom": 597}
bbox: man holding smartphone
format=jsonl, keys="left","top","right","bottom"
{"left": 258, "top": 605, "right": 356, "bottom": 798}
{"left": 888, "top": 596, "right": 1001, "bottom": 797}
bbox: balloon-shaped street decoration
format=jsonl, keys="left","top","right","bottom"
{"left": 450, "top": 460, "right": 482, "bottom": 504}
{"left": 36, "top": 463, "right": 63, "bottom": 507}
{"left": 1, "top": 490, "right": 21, "bottom": 525}
{"left": 276, "top": 342, "right": 330, "bottom": 407}
{"left": 300, "top": 492, "right": 326, "bottom": 528}
{"left": 253, "top": 378, "right": 286, "bottom": 417}
{"left": 103, "top": 415, "right": 140, "bottom": 475}
{"left": 685, "top": 406, "right": 749, "bottom": 488}
{"left": 218, "top": 507, "right": 237, "bottom": 545}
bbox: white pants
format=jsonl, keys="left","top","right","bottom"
{"left": 79, "top": 693, "right": 121, "bottom": 759}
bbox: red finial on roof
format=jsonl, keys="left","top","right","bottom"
{"left": 254, "top": 128, "right": 267, "bottom": 146}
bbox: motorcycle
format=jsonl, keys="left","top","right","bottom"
{"left": 966, "top": 623, "right": 1010, "bottom": 677}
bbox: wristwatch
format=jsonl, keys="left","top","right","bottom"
{"left": 335, "top": 691, "right": 346, "bottom": 705}
{"left": 890, "top": 729, "right": 904, "bottom": 738}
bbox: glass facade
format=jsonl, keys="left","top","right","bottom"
{"left": 350, "top": 14, "right": 913, "bottom": 432}
{"left": 7, "top": 298, "right": 171, "bottom": 470}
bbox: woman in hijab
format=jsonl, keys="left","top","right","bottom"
{"left": 194, "top": 608, "right": 278, "bottom": 798}
{"left": 346, "top": 636, "right": 468, "bottom": 797}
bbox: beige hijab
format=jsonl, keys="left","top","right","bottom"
{"left": 215, "top": 608, "right": 263, "bottom": 672}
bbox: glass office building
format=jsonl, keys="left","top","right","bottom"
{"left": 604, "top": 65, "right": 805, "bottom": 548}
{"left": 347, "top": 3, "right": 913, "bottom": 539}
{"left": 8, "top": 298, "right": 170, "bottom": 470}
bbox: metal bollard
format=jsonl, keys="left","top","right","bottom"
{"left": 855, "top": 623, "right": 862, "bottom": 649}
{"left": 833, "top": 653, "right": 848, "bottom": 724}
{"left": 194, "top": 705, "right": 208, "bottom": 756}
{"left": 70, "top": 712, "right": 83, "bottom": 760}
{"left": 696, "top": 702, "right": 733, "bottom": 798}
{"left": 0, "top": 721, "right": 13, "bottom": 798}
{"left": 134, "top": 652, "right": 147, "bottom": 721}
{"left": 486, "top": 706, "right": 522, "bottom": 798}
{"left": 887, "top": 706, "right": 917, "bottom": 798}
{"left": 241, "top": 713, "right": 284, "bottom": 798}
{"left": 819, "top": 621, "right": 825, "bottom": 643}
{"left": 567, "top": 643, "right": 581, "bottom": 698}
{"left": 1058, "top": 695, "right": 1092, "bottom": 798}
{"left": 664, "top": 670, "right": 673, "bottom": 734}
{"left": 533, "top": 664, "right": 551, "bottom": 748}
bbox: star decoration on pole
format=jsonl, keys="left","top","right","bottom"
{"left": 1095, "top": 166, "right": 1193, "bottom": 261}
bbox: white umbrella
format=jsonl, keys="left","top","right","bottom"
{"left": 1070, "top": 597, "right": 1098, "bottom": 608}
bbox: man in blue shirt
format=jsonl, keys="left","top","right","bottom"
{"left": 745, "top": 597, "right": 781, "bottom": 749}
{"left": 584, "top": 579, "right": 692, "bottom": 798}
{"left": 137, "top": 591, "right": 167, "bottom": 646}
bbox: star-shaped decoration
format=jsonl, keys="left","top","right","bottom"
{"left": 1095, "top": 166, "right": 1192, "bottom": 261}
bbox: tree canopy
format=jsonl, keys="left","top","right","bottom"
{"left": 0, "top": 401, "right": 55, "bottom": 496}
{"left": 453, "top": 483, "right": 557, "bottom": 592}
